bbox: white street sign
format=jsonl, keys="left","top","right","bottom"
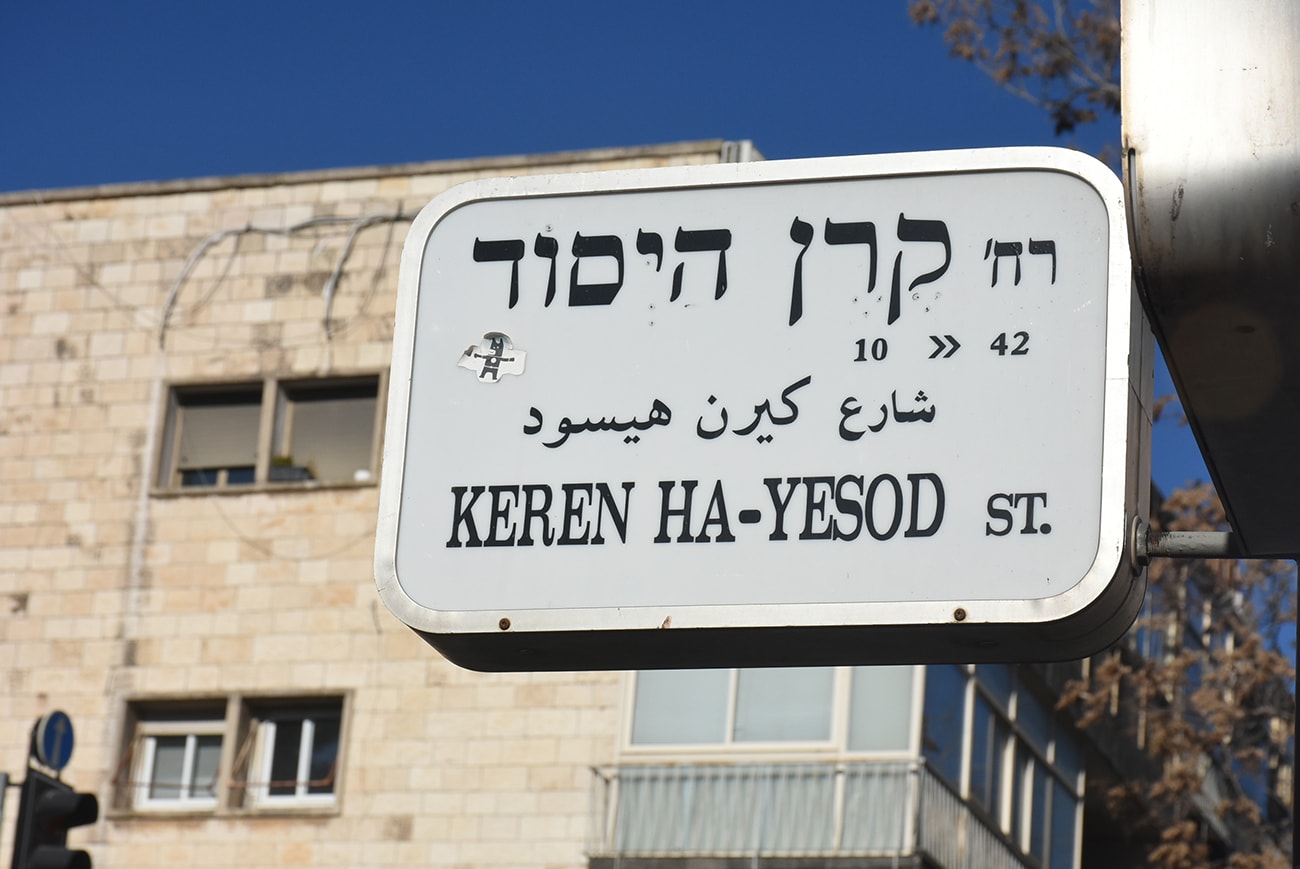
{"left": 375, "top": 148, "right": 1150, "bottom": 671}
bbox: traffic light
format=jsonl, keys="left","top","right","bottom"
{"left": 10, "top": 768, "right": 98, "bottom": 869}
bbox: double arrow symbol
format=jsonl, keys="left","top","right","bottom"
{"left": 929, "top": 334, "right": 961, "bottom": 359}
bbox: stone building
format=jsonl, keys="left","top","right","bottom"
{"left": 2, "top": 140, "right": 1102, "bottom": 868}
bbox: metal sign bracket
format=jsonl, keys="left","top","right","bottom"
{"left": 1131, "top": 517, "right": 1243, "bottom": 564}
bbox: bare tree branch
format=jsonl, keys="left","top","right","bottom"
{"left": 910, "top": 8, "right": 1294, "bottom": 861}
{"left": 909, "top": 0, "right": 1120, "bottom": 134}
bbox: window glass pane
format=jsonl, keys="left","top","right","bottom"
{"left": 1030, "top": 764, "right": 1049, "bottom": 861}
{"left": 921, "top": 665, "right": 965, "bottom": 785}
{"left": 975, "top": 663, "right": 1013, "bottom": 710}
{"left": 307, "top": 714, "right": 340, "bottom": 795}
{"left": 193, "top": 735, "right": 222, "bottom": 799}
{"left": 225, "top": 466, "right": 256, "bottom": 485}
{"left": 734, "top": 667, "right": 833, "bottom": 742}
{"left": 269, "top": 719, "right": 303, "bottom": 796}
{"left": 847, "top": 666, "right": 913, "bottom": 751}
{"left": 279, "top": 381, "right": 377, "bottom": 484}
{"left": 129, "top": 704, "right": 225, "bottom": 809}
{"left": 1049, "top": 778, "right": 1078, "bottom": 869}
{"left": 1054, "top": 729, "right": 1082, "bottom": 783}
{"left": 1234, "top": 761, "right": 1270, "bottom": 812}
{"left": 1130, "top": 596, "right": 1166, "bottom": 660}
{"left": 1018, "top": 690, "right": 1051, "bottom": 755}
{"left": 180, "top": 468, "right": 221, "bottom": 487}
{"left": 149, "top": 736, "right": 185, "bottom": 800}
{"left": 631, "top": 670, "right": 729, "bottom": 744}
{"left": 176, "top": 392, "right": 260, "bottom": 471}
{"left": 1012, "top": 742, "right": 1029, "bottom": 845}
{"left": 969, "top": 695, "right": 1005, "bottom": 816}
{"left": 180, "top": 466, "right": 255, "bottom": 487}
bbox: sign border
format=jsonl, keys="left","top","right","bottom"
{"left": 375, "top": 147, "right": 1147, "bottom": 670}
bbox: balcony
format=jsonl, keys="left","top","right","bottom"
{"left": 588, "top": 761, "right": 1033, "bottom": 869}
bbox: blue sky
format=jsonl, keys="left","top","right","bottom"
{"left": 0, "top": 0, "right": 1206, "bottom": 490}
{"left": 1, "top": 2, "right": 1109, "bottom": 188}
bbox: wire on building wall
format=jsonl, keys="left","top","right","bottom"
{"left": 158, "top": 211, "right": 417, "bottom": 349}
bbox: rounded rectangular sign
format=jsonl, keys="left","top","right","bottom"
{"left": 376, "top": 148, "right": 1147, "bottom": 671}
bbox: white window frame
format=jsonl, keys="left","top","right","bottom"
{"left": 622, "top": 666, "right": 919, "bottom": 759}
{"left": 248, "top": 709, "right": 340, "bottom": 808}
{"left": 132, "top": 719, "right": 225, "bottom": 812}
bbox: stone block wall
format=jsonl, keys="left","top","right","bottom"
{"left": 0, "top": 141, "right": 737, "bottom": 868}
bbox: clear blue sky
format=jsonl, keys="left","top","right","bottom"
{"left": 0, "top": 0, "right": 1205, "bottom": 491}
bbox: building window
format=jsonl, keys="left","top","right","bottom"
{"left": 920, "top": 664, "right": 1084, "bottom": 869}
{"left": 158, "top": 374, "right": 384, "bottom": 490}
{"left": 122, "top": 703, "right": 226, "bottom": 812}
{"left": 920, "top": 664, "right": 965, "bottom": 785}
{"left": 969, "top": 693, "right": 1009, "bottom": 815}
{"left": 162, "top": 384, "right": 262, "bottom": 488}
{"left": 629, "top": 666, "right": 914, "bottom": 752}
{"left": 272, "top": 378, "right": 379, "bottom": 485}
{"left": 247, "top": 701, "right": 342, "bottom": 807}
{"left": 117, "top": 695, "right": 345, "bottom": 816}
{"left": 847, "top": 665, "right": 915, "bottom": 751}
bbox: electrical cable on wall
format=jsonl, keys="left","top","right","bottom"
{"left": 158, "top": 211, "right": 416, "bottom": 349}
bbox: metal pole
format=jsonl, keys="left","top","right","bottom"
{"left": 1144, "top": 530, "right": 1242, "bottom": 559}
{"left": 1131, "top": 520, "right": 1243, "bottom": 564}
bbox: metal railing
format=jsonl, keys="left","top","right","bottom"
{"left": 916, "top": 768, "right": 1032, "bottom": 869}
{"left": 589, "top": 759, "right": 1032, "bottom": 868}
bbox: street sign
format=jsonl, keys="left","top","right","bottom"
{"left": 33, "top": 711, "right": 74, "bottom": 772}
{"left": 375, "top": 148, "right": 1151, "bottom": 671}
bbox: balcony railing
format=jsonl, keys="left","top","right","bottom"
{"left": 588, "top": 760, "right": 1033, "bottom": 869}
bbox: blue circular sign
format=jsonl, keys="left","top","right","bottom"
{"left": 35, "top": 710, "right": 75, "bottom": 772}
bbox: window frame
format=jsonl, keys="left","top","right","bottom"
{"left": 130, "top": 717, "right": 226, "bottom": 812}
{"left": 159, "top": 381, "right": 264, "bottom": 491}
{"left": 622, "top": 666, "right": 921, "bottom": 759}
{"left": 245, "top": 703, "right": 342, "bottom": 809}
{"left": 115, "top": 694, "right": 348, "bottom": 818}
{"left": 155, "top": 372, "right": 387, "bottom": 494}
{"left": 921, "top": 665, "right": 1084, "bottom": 869}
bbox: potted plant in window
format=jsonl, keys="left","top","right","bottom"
{"left": 268, "top": 455, "right": 315, "bottom": 483}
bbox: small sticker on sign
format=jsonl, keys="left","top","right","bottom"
{"left": 458, "top": 332, "right": 526, "bottom": 383}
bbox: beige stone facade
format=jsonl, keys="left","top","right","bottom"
{"left": 0, "top": 141, "right": 747, "bottom": 869}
